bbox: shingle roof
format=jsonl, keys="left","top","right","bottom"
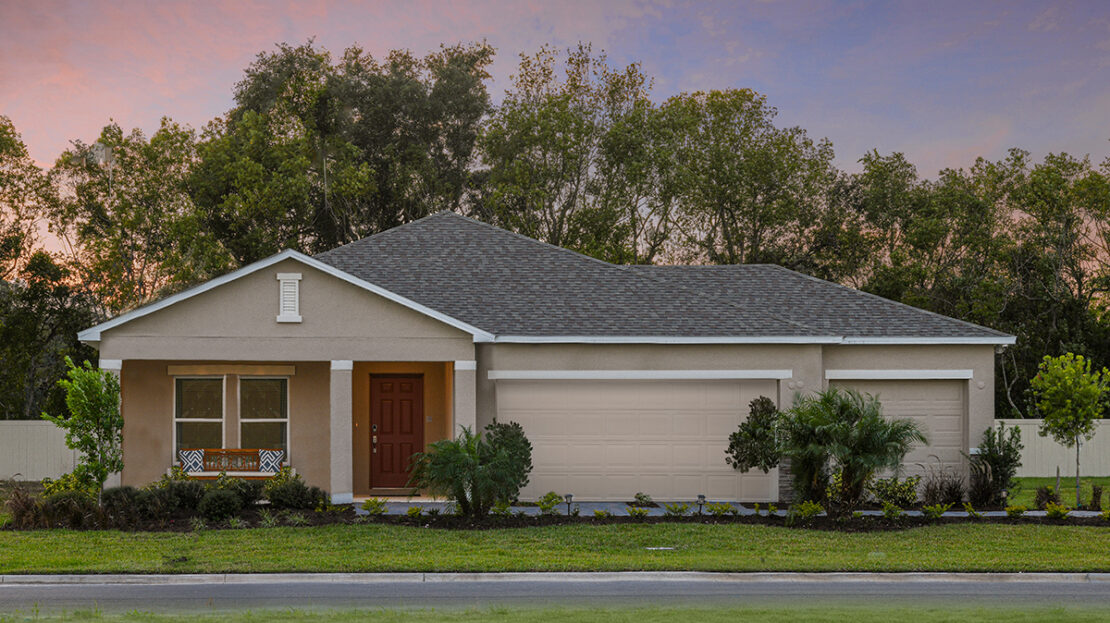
{"left": 314, "top": 211, "right": 1012, "bottom": 342}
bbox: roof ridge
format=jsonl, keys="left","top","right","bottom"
{"left": 762, "top": 264, "right": 1010, "bottom": 337}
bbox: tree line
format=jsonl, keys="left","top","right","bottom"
{"left": 2, "top": 40, "right": 1109, "bottom": 420}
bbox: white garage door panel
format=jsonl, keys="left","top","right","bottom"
{"left": 832, "top": 380, "right": 966, "bottom": 477}
{"left": 497, "top": 379, "right": 778, "bottom": 501}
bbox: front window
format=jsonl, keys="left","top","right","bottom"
{"left": 240, "top": 378, "right": 288, "bottom": 454}
{"left": 175, "top": 378, "right": 223, "bottom": 453}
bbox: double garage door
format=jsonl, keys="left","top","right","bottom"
{"left": 496, "top": 379, "right": 780, "bottom": 502}
{"left": 497, "top": 378, "right": 967, "bottom": 502}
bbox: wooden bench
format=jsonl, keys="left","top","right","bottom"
{"left": 177, "top": 448, "right": 286, "bottom": 479}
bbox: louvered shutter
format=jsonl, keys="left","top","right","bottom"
{"left": 275, "top": 273, "right": 302, "bottom": 322}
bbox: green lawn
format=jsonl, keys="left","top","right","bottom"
{"left": 2, "top": 522, "right": 1110, "bottom": 574}
{"left": 1010, "top": 476, "right": 1110, "bottom": 508}
{"left": 0, "top": 606, "right": 1105, "bottom": 623}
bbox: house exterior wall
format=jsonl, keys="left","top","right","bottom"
{"left": 97, "top": 258, "right": 475, "bottom": 362}
{"left": 118, "top": 360, "right": 332, "bottom": 489}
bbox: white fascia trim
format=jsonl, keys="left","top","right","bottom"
{"left": 330, "top": 360, "right": 354, "bottom": 371}
{"left": 840, "top": 336, "right": 1016, "bottom": 345}
{"left": 454, "top": 360, "right": 478, "bottom": 371}
{"left": 99, "top": 359, "right": 123, "bottom": 371}
{"left": 490, "top": 335, "right": 841, "bottom": 345}
{"left": 77, "top": 249, "right": 495, "bottom": 343}
{"left": 825, "top": 369, "right": 975, "bottom": 380}
{"left": 488, "top": 369, "right": 794, "bottom": 381}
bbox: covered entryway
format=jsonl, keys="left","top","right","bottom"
{"left": 495, "top": 378, "right": 780, "bottom": 502}
{"left": 830, "top": 379, "right": 967, "bottom": 477}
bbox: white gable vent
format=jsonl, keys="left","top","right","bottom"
{"left": 276, "top": 273, "right": 302, "bottom": 323}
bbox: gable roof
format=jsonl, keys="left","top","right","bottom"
{"left": 82, "top": 211, "right": 1015, "bottom": 346}
{"left": 313, "top": 211, "right": 1013, "bottom": 345}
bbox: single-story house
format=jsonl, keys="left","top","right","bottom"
{"left": 79, "top": 211, "right": 1015, "bottom": 503}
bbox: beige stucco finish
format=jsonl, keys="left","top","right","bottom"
{"left": 97, "top": 258, "right": 475, "bottom": 362}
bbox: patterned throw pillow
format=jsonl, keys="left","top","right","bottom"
{"left": 258, "top": 449, "right": 284, "bottom": 472}
{"left": 179, "top": 449, "right": 204, "bottom": 472}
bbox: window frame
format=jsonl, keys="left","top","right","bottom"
{"left": 237, "top": 375, "right": 291, "bottom": 461}
{"left": 172, "top": 375, "right": 226, "bottom": 463}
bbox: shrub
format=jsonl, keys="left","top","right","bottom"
{"left": 490, "top": 500, "right": 512, "bottom": 516}
{"left": 768, "top": 504, "right": 778, "bottom": 515}
{"left": 1044, "top": 501, "right": 1071, "bottom": 520}
{"left": 41, "top": 471, "right": 99, "bottom": 498}
{"left": 537, "top": 491, "right": 563, "bottom": 516}
{"left": 406, "top": 505, "right": 424, "bottom": 518}
{"left": 1090, "top": 485, "right": 1103, "bottom": 511}
{"left": 962, "top": 502, "right": 982, "bottom": 520}
{"left": 976, "top": 423, "right": 1023, "bottom": 505}
{"left": 869, "top": 475, "right": 920, "bottom": 508}
{"left": 593, "top": 509, "right": 613, "bottom": 518}
{"left": 663, "top": 502, "right": 691, "bottom": 517}
{"left": 190, "top": 517, "right": 207, "bottom": 531}
{"left": 4, "top": 485, "right": 42, "bottom": 529}
{"left": 626, "top": 506, "right": 649, "bottom": 518}
{"left": 920, "top": 460, "right": 964, "bottom": 506}
{"left": 1034, "top": 485, "right": 1061, "bottom": 510}
{"left": 163, "top": 479, "right": 207, "bottom": 512}
{"left": 227, "top": 516, "right": 246, "bottom": 529}
{"left": 267, "top": 479, "right": 327, "bottom": 510}
{"left": 725, "top": 396, "right": 782, "bottom": 473}
{"left": 258, "top": 508, "right": 278, "bottom": 528}
{"left": 283, "top": 512, "right": 309, "bottom": 527}
{"left": 211, "top": 473, "right": 263, "bottom": 509}
{"left": 881, "top": 501, "right": 902, "bottom": 520}
{"left": 706, "top": 502, "right": 736, "bottom": 517}
{"left": 921, "top": 503, "right": 952, "bottom": 521}
{"left": 633, "top": 492, "right": 654, "bottom": 507}
{"left": 787, "top": 500, "right": 823, "bottom": 524}
{"left": 198, "top": 489, "right": 242, "bottom": 522}
{"left": 1005, "top": 505, "right": 1027, "bottom": 518}
{"left": 408, "top": 423, "right": 534, "bottom": 520}
{"left": 1100, "top": 508, "right": 1110, "bottom": 522}
{"left": 360, "top": 498, "right": 388, "bottom": 516}
{"left": 134, "top": 487, "right": 173, "bottom": 520}
{"left": 100, "top": 486, "right": 140, "bottom": 526}
{"left": 41, "top": 491, "right": 100, "bottom": 528}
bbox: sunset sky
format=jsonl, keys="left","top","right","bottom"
{"left": 1, "top": 0, "right": 1109, "bottom": 175}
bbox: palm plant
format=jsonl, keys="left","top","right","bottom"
{"left": 797, "top": 388, "right": 926, "bottom": 512}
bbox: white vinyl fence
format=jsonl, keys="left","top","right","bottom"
{"left": 0, "top": 421, "right": 79, "bottom": 481}
{"left": 996, "top": 419, "right": 1110, "bottom": 477}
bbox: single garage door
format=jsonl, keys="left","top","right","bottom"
{"left": 495, "top": 379, "right": 779, "bottom": 502}
{"left": 831, "top": 379, "right": 966, "bottom": 477}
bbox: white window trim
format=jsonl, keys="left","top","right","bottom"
{"left": 238, "top": 375, "right": 292, "bottom": 463}
{"left": 172, "top": 375, "right": 226, "bottom": 464}
{"left": 487, "top": 369, "right": 794, "bottom": 380}
{"left": 824, "top": 369, "right": 975, "bottom": 380}
{"left": 276, "top": 272, "right": 302, "bottom": 323}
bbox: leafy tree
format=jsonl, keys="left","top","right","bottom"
{"left": 42, "top": 357, "right": 123, "bottom": 501}
{"left": 725, "top": 396, "right": 782, "bottom": 473}
{"left": 408, "top": 422, "right": 533, "bottom": 520}
{"left": 194, "top": 40, "right": 494, "bottom": 263}
{"left": 476, "top": 44, "right": 672, "bottom": 263}
{"left": 48, "top": 119, "right": 223, "bottom": 314}
{"left": 0, "top": 252, "right": 98, "bottom": 420}
{"left": 975, "top": 422, "right": 1024, "bottom": 505}
{"left": 1030, "top": 353, "right": 1108, "bottom": 507}
{"left": 0, "top": 116, "right": 50, "bottom": 279}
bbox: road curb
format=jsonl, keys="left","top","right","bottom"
{"left": 3, "top": 571, "right": 1109, "bottom": 585}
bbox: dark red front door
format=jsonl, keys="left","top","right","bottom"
{"left": 369, "top": 375, "right": 424, "bottom": 489}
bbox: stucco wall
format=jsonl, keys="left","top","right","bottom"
{"left": 118, "top": 360, "right": 331, "bottom": 490}
{"left": 98, "top": 258, "right": 475, "bottom": 362}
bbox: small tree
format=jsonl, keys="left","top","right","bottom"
{"left": 725, "top": 396, "right": 782, "bottom": 473}
{"left": 1030, "top": 353, "right": 1107, "bottom": 508}
{"left": 42, "top": 358, "right": 123, "bottom": 501}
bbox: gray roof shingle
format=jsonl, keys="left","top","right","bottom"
{"left": 314, "top": 212, "right": 1011, "bottom": 341}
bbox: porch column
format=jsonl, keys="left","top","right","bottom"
{"left": 453, "top": 360, "right": 477, "bottom": 437}
{"left": 100, "top": 359, "right": 123, "bottom": 489}
{"left": 329, "top": 360, "right": 354, "bottom": 504}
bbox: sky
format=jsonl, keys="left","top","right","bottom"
{"left": 1, "top": 0, "right": 1109, "bottom": 176}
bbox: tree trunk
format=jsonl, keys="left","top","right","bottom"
{"left": 1076, "top": 436, "right": 1082, "bottom": 508}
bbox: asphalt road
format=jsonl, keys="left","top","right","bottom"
{"left": 2, "top": 574, "right": 1110, "bottom": 613}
